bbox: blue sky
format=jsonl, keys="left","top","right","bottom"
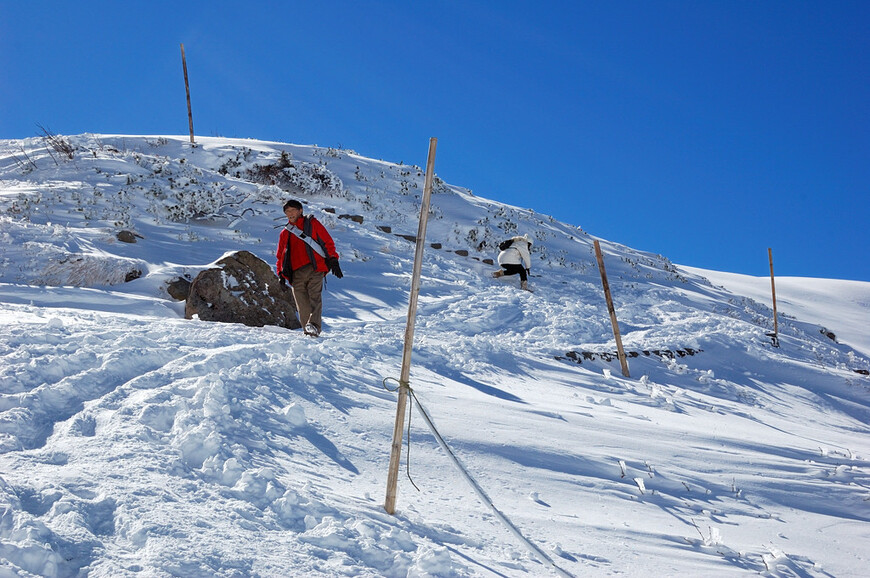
{"left": 2, "top": 1, "right": 868, "bottom": 281}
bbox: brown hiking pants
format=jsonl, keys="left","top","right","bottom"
{"left": 290, "top": 264, "right": 325, "bottom": 331}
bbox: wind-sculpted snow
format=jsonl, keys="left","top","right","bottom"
{"left": 0, "top": 134, "right": 868, "bottom": 577}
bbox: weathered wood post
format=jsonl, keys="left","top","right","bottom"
{"left": 385, "top": 137, "right": 438, "bottom": 515}
{"left": 180, "top": 43, "right": 195, "bottom": 144}
{"left": 594, "top": 240, "right": 630, "bottom": 378}
{"left": 768, "top": 247, "right": 779, "bottom": 346}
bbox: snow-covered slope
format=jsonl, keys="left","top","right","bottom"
{"left": 1, "top": 134, "right": 868, "bottom": 577}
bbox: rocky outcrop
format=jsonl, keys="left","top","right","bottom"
{"left": 557, "top": 348, "right": 704, "bottom": 364}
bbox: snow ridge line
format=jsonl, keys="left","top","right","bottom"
{"left": 406, "top": 387, "right": 575, "bottom": 578}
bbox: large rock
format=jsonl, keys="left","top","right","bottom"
{"left": 185, "top": 251, "right": 301, "bottom": 329}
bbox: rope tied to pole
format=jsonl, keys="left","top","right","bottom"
{"left": 382, "top": 377, "right": 421, "bottom": 492}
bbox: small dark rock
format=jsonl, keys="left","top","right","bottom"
{"left": 117, "top": 230, "right": 138, "bottom": 243}
{"left": 167, "top": 277, "right": 192, "bottom": 301}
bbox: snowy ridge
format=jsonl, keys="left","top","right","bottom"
{"left": 0, "top": 134, "right": 869, "bottom": 577}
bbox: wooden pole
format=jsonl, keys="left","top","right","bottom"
{"left": 180, "top": 43, "right": 195, "bottom": 144}
{"left": 385, "top": 137, "right": 438, "bottom": 515}
{"left": 594, "top": 240, "right": 630, "bottom": 378}
{"left": 768, "top": 247, "right": 779, "bottom": 346}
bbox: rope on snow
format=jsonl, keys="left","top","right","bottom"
{"left": 384, "top": 376, "right": 574, "bottom": 577}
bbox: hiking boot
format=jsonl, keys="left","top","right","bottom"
{"left": 492, "top": 270, "right": 505, "bottom": 278}
{"left": 521, "top": 280, "right": 531, "bottom": 292}
{"left": 304, "top": 323, "right": 321, "bottom": 337}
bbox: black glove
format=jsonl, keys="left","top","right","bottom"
{"left": 279, "top": 277, "right": 288, "bottom": 290}
{"left": 326, "top": 257, "right": 343, "bottom": 279}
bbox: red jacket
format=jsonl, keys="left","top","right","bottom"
{"left": 276, "top": 216, "right": 338, "bottom": 279}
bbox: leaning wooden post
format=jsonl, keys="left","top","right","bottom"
{"left": 180, "top": 43, "right": 195, "bottom": 144}
{"left": 593, "top": 240, "right": 630, "bottom": 378}
{"left": 385, "top": 137, "right": 438, "bottom": 515}
{"left": 768, "top": 247, "right": 779, "bottom": 346}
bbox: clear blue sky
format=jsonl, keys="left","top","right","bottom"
{"left": 2, "top": 1, "right": 868, "bottom": 281}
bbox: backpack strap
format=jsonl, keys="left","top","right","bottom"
{"left": 285, "top": 216, "right": 328, "bottom": 260}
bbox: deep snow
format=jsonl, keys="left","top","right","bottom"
{"left": 0, "top": 134, "right": 868, "bottom": 577}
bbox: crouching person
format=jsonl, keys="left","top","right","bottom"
{"left": 493, "top": 234, "right": 533, "bottom": 292}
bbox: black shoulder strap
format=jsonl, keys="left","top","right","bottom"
{"left": 297, "top": 216, "right": 330, "bottom": 265}
{"left": 283, "top": 217, "right": 328, "bottom": 274}
{"left": 301, "top": 216, "right": 317, "bottom": 265}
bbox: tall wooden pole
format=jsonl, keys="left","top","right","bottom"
{"left": 594, "top": 240, "right": 630, "bottom": 378}
{"left": 768, "top": 247, "right": 779, "bottom": 345}
{"left": 180, "top": 43, "right": 195, "bottom": 144}
{"left": 385, "top": 137, "right": 438, "bottom": 515}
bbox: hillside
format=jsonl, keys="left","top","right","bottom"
{"left": 1, "top": 134, "right": 868, "bottom": 577}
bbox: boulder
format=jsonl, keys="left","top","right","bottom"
{"left": 185, "top": 250, "right": 301, "bottom": 329}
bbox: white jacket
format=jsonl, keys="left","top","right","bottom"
{"left": 497, "top": 235, "right": 532, "bottom": 269}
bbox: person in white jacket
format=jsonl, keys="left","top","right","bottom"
{"left": 492, "top": 234, "right": 533, "bottom": 291}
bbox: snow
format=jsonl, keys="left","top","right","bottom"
{"left": 682, "top": 266, "right": 870, "bottom": 358}
{"left": 0, "top": 133, "right": 868, "bottom": 577}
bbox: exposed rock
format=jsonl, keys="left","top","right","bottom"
{"left": 117, "top": 230, "right": 138, "bottom": 243}
{"left": 167, "top": 277, "right": 192, "bottom": 301}
{"left": 557, "top": 348, "right": 704, "bottom": 365}
{"left": 185, "top": 250, "right": 300, "bottom": 329}
{"left": 124, "top": 269, "right": 142, "bottom": 282}
{"left": 377, "top": 225, "right": 392, "bottom": 234}
{"left": 339, "top": 214, "right": 364, "bottom": 224}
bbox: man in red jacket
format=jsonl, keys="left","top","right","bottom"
{"left": 276, "top": 200, "right": 342, "bottom": 337}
